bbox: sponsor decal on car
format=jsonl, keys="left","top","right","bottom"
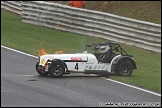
{"left": 71, "top": 57, "right": 82, "bottom": 61}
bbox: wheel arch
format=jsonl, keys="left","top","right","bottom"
{"left": 51, "top": 59, "right": 68, "bottom": 71}
{"left": 115, "top": 56, "right": 137, "bottom": 71}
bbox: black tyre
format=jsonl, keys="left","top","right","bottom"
{"left": 116, "top": 60, "right": 133, "bottom": 76}
{"left": 36, "top": 62, "right": 49, "bottom": 76}
{"left": 48, "top": 62, "right": 64, "bottom": 78}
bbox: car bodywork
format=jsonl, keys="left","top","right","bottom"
{"left": 36, "top": 41, "right": 137, "bottom": 77}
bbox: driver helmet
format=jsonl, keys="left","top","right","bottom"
{"left": 100, "top": 45, "right": 110, "bottom": 53}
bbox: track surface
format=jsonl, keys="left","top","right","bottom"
{"left": 1, "top": 46, "right": 161, "bottom": 107}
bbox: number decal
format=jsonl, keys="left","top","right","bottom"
{"left": 75, "top": 63, "right": 79, "bottom": 70}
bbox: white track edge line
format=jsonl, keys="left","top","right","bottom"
{"left": 102, "top": 77, "right": 161, "bottom": 97}
{"left": 1, "top": 45, "right": 161, "bottom": 97}
{"left": 1, "top": 45, "right": 38, "bottom": 58}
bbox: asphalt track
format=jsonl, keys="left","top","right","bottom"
{"left": 1, "top": 46, "right": 161, "bottom": 107}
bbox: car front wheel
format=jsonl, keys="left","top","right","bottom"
{"left": 36, "top": 62, "right": 49, "bottom": 76}
{"left": 116, "top": 60, "right": 133, "bottom": 76}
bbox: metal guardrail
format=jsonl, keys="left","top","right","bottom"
{"left": 1, "top": 1, "right": 22, "bottom": 15}
{"left": 1, "top": 1, "right": 161, "bottom": 53}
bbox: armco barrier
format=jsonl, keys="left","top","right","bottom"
{"left": 1, "top": 1, "right": 22, "bottom": 15}
{"left": 1, "top": 1, "right": 161, "bottom": 53}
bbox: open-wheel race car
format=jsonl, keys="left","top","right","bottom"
{"left": 36, "top": 41, "right": 137, "bottom": 78}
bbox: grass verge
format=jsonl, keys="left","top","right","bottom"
{"left": 1, "top": 9, "right": 161, "bottom": 94}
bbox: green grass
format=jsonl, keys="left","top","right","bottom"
{"left": 1, "top": 10, "right": 161, "bottom": 94}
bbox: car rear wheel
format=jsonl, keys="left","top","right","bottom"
{"left": 36, "top": 62, "right": 49, "bottom": 76}
{"left": 48, "top": 62, "right": 64, "bottom": 78}
{"left": 116, "top": 60, "right": 133, "bottom": 76}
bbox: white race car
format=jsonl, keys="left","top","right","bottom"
{"left": 36, "top": 41, "right": 137, "bottom": 78}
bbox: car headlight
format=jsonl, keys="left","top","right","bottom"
{"left": 41, "top": 59, "right": 46, "bottom": 64}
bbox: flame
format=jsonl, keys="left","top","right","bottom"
{"left": 54, "top": 49, "right": 64, "bottom": 54}
{"left": 37, "top": 48, "right": 64, "bottom": 56}
{"left": 37, "top": 41, "right": 65, "bottom": 56}
{"left": 38, "top": 48, "right": 48, "bottom": 57}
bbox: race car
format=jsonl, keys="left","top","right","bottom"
{"left": 36, "top": 41, "right": 137, "bottom": 78}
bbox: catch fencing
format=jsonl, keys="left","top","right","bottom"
{"left": 1, "top": 1, "right": 161, "bottom": 53}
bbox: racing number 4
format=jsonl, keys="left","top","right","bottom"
{"left": 75, "top": 63, "right": 79, "bottom": 70}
